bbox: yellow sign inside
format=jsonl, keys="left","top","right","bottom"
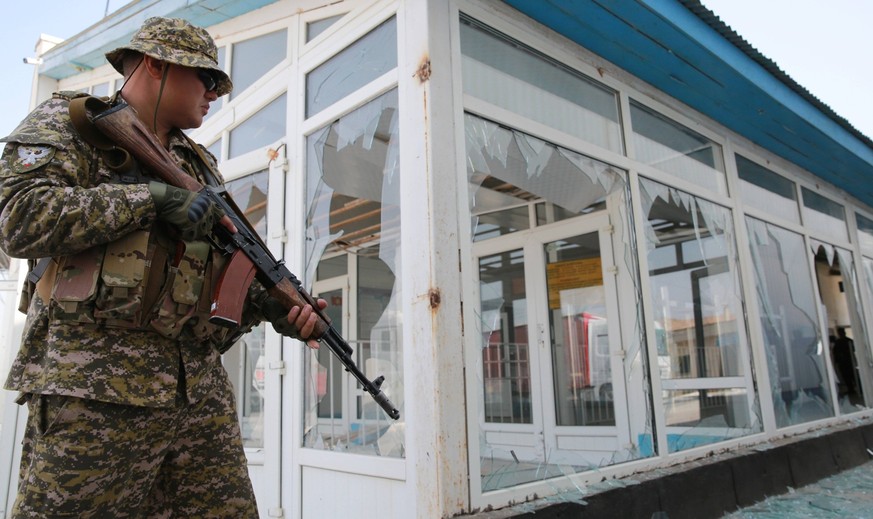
{"left": 547, "top": 257, "right": 602, "bottom": 309}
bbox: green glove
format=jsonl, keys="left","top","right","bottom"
{"left": 261, "top": 296, "right": 301, "bottom": 339}
{"left": 148, "top": 181, "right": 222, "bottom": 241}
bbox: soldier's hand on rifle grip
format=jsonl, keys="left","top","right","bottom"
{"left": 262, "top": 296, "right": 329, "bottom": 350}
{"left": 148, "top": 182, "right": 234, "bottom": 240}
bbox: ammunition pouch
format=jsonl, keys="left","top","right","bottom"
{"left": 38, "top": 229, "right": 229, "bottom": 343}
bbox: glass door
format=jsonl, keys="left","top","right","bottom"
{"left": 476, "top": 213, "right": 628, "bottom": 488}
{"left": 536, "top": 217, "right": 630, "bottom": 465}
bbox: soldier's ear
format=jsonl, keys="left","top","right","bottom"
{"left": 143, "top": 56, "right": 166, "bottom": 78}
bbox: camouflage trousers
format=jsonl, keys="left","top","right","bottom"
{"left": 11, "top": 372, "right": 258, "bottom": 518}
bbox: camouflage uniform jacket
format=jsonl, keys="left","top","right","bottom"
{"left": 0, "top": 92, "right": 262, "bottom": 408}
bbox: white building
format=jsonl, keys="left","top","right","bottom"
{"left": 1, "top": 0, "right": 872, "bottom": 517}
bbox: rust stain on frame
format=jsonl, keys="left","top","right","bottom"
{"left": 415, "top": 56, "right": 432, "bottom": 83}
{"left": 429, "top": 288, "right": 441, "bottom": 310}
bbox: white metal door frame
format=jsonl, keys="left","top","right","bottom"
{"left": 472, "top": 211, "right": 631, "bottom": 465}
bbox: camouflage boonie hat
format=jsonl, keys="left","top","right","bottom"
{"left": 106, "top": 17, "right": 232, "bottom": 96}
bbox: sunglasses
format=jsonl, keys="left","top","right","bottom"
{"left": 195, "top": 69, "right": 219, "bottom": 93}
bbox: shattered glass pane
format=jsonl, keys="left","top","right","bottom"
{"left": 305, "top": 17, "right": 397, "bottom": 118}
{"left": 466, "top": 111, "right": 650, "bottom": 491}
{"left": 746, "top": 218, "right": 834, "bottom": 427}
{"left": 641, "top": 179, "right": 761, "bottom": 450}
{"left": 465, "top": 114, "right": 622, "bottom": 239}
{"left": 630, "top": 101, "right": 726, "bottom": 195}
{"left": 459, "top": 16, "right": 623, "bottom": 153}
{"left": 302, "top": 89, "right": 403, "bottom": 457}
{"left": 811, "top": 242, "right": 869, "bottom": 412}
{"left": 643, "top": 182, "right": 745, "bottom": 378}
{"left": 724, "top": 459, "right": 873, "bottom": 517}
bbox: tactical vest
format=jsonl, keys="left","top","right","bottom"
{"left": 19, "top": 93, "right": 233, "bottom": 345}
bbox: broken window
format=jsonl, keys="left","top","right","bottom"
{"left": 302, "top": 89, "right": 403, "bottom": 457}
{"left": 746, "top": 217, "right": 834, "bottom": 427}
{"left": 465, "top": 114, "right": 621, "bottom": 240}
{"left": 466, "top": 111, "right": 650, "bottom": 491}
{"left": 641, "top": 179, "right": 761, "bottom": 452}
{"left": 811, "top": 241, "right": 870, "bottom": 413}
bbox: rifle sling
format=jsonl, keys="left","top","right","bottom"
{"left": 69, "top": 96, "right": 138, "bottom": 178}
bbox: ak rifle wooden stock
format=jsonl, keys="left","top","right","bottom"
{"left": 88, "top": 98, "right": 400, "bottom": 420}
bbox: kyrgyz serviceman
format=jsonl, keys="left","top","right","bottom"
{"left": 0, "top": 16, "right": 323, "bottom": 517}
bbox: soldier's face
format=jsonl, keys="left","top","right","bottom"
{"left": 161, "top": 64, "right": 219, "bottom": 130}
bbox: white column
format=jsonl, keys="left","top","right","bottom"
{"left": 397, "top": 0, "right": 469, "bottom": 516}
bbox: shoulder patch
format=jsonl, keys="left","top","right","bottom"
{"left": 11, "top": 145, "right": 56, "bottom": 173}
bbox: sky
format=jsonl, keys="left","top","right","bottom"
{"left": 1, "top": 1, "right": 126, "bottom": 138}
{"left": 0, "top": 0, "right": 871, "bottom": 141}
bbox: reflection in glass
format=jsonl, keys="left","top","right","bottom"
{"left": 230, "top": 30, "right": 288, "bottom": 99}
{"left": 304, "top": 90, "right": 403, "bottom": 457}
{"left": 459, "top": 16, "right": 622, "bottom": 153}
{"left": 223, "top": 170, "right": 269, "bottom": 448}
{"left": 480, "top": 249, "right": 531, "bottom": 424}
{"left": 310, "top": 288, "right": 344, "bottom": 420}
{"left": 643, "top": 181, "right": 745, "bottom": 380}
{"left": 229, "top": 94, "right": 287, "bottom": 158}
{"left": 467, "top": 111, "right": 651, "bottom": 490}
{"left": 662, "top": 388, "right": 753, "bottom": 451}
{"left": 305, "top": 17, "right": 397, "bottom": 118}
{"left": 546, "top": 233, "right": 615, "bottom": 426}
{"left": 746, "top": 218, "right": 834, "bottom": 426}
{"left": 641, "top": 179, "right": 760, "bottom": 451}
{"left": 630, "top": 101, "right": 726, "bottom": 194}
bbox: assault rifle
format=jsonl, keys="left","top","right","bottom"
{"left": 86, "top": 98, "right": 400, "bottom": 420}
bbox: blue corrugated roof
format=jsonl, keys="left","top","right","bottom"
{"left": 501, "top": 0, "right": 873, "bottom": 207}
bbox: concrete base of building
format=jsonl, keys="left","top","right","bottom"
{"left": 466, "top": 417, "right": 873, "bottom": 519}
